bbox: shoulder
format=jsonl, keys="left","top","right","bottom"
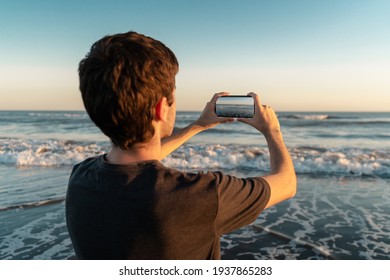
{"left": 156, "top": 163, "right": 270, "bottom": 194}
{"left": 155, "top": 163, "right": 222, "bottom": 187}
{"left": 68, "top": 156, "right": 102, "bottom": 185}
{"left": 71, "top": 156, "right": 99, "bottom": 171}
{"left": 215, "top": 173, "right": 271, "bottom": 198}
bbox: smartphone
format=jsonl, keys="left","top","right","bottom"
{"left": 215, "top": 95, "right": 254, "bottom": 118}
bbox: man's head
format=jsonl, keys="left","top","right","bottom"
{"left": 79, "top": 31, "right": 178, "bottom": 150}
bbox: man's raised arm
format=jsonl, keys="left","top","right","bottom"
{"left": 160, "top": 93, "right": 233, "bottom": 159}
{"left": 238, "top": 92, "right": 297, "bottom": 209}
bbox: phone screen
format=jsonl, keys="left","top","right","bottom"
{"left": 215, "top": 96, "right": 254, "bottom": 118}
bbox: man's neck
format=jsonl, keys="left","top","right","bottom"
{"left": 105, "top": 137, "right": 162, "bottom": 165}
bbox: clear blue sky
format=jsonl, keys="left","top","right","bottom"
{"left": 1, "top": 0, "right": 389, "bottom": 111}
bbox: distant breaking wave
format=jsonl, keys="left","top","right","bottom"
{"left": 280, "top": 114, "right": 330, "bottom": 120}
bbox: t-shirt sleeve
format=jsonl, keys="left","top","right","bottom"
{"left": 212, "top": 172, "right": 271, "bottom": 234}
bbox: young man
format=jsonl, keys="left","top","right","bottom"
{"left": 66, "top": 31, "right": 296, "bottom": 260}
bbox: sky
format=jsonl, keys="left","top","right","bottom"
{"left": 1, "top": 0, "right": 389, "bottom": 112}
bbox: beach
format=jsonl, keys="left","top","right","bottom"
{"left": 1, "top": 111, "right": 389, "bottom": 259}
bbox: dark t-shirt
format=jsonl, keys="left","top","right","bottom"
{"left": 66, "top": 155, "right": 270, "bottom": 259}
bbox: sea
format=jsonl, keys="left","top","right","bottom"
{"left": 1, "top": 110, "right": 389, "bottom": 260}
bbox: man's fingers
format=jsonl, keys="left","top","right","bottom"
{"left": 211, "top": 92, "right": 229, "bottom": 104}
{"left": 246, "top": 92, "right": 263, "bottom": 110}
{"left": 246, "top": 92, "right": 259, "bottom": 101}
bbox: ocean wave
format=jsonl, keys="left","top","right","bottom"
{"left": 0, "top": 198, "right": 65, "bottom": 212}
{"left": 28, "top": 112, "right": 87, "bottom": 118}
{"left": 0, "top": 138, "right": 108, "bottom": 166}
{"left": 162, "top": 145, "right": 390, "bottom": 178}
{"left": 290, "top": 147, "right": 389, "bottom": 178}
{"left": 281, "top": 114, "right": 330, "bottom": 120}
{"left": 279, "top": 114, "right": 390, "bottom": 127}
{"left": 1, "top": 139, "right": 389, "bottom": 178}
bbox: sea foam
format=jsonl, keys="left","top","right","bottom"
{"left": 1, "top": 138, "right": 389, "bottom": 178}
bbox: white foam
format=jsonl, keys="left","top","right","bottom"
{"left": 282, "top": 114, "right": 329, "bottom": 120}
{"left": 301, "top": 114, "right": 329, "bottom": 120}
{"left": 1, "top": 139, "right": 389, "bottom": 178}
{"left": 0, "top": 206, "right": 72, "bottom": 260}
{"left": 164, "top": 145, "right": 390, "bottom": 177}
{"left": 0, "top": 138, "right": 106, "bottom": 166}
{"left": 163, "top": 144, "right": 270, "bottom": 171}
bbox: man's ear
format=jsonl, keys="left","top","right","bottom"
{"left": 155, "top": 97, "right": 168, "bottom": 121}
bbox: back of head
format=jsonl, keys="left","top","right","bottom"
{"left": 79, "top": 31, "right": 179, "bottom": 149}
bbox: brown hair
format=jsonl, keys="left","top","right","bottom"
{"left": 79, "top": 31, "right": 178, "bottom": 149}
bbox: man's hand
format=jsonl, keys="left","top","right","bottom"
{"left": 237, "top": 92, "right": 281, "bottom": 136}
{"left": 239, "top": 92, "right": 296, "bottom": 209}
{"left": 193, "top": 92, "right": 234, "bottom": 130}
